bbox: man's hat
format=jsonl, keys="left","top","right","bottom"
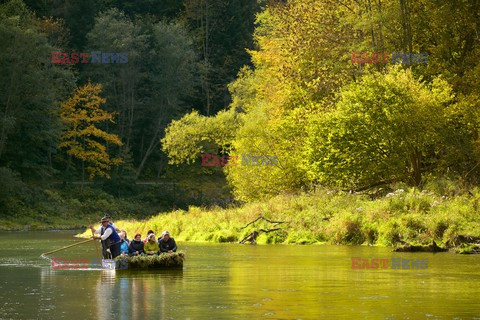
{"left": 100, "top": 216, "right": 109, "bottom": 223}
{"left": 161, "top": 230, "right": 170, "bottom": 237}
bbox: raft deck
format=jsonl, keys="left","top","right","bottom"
{"left": 108, "top": 252, "right": 185, "bottom": 270}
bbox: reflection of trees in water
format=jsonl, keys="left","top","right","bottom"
{"left": 95, "top": 269, "right": 183, "bottom": 319}
{"left": 95, "top": 271, "right": 115, "bottom": 319}
{"left": 39, "top": 267, "right": 99, "bottom": 318}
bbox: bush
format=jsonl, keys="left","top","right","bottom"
{"left": 0, "top": 167, "right": 28, "bottom": 216}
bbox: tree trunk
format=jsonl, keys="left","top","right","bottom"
{"left": 377, "top": 0, "right": 385, "bottom": 52}
{"left": 136, "top": 117, "right": 162, "bottom": 179}
{"left": 201, "top": 0, "right": 211, "bottom": 115}
{"left": 367, "top": 0, "right": 376, "bottom": 51}
{"left": 399, "top": 0, "right": 413, "bottom": 56}
{"left": 127, "top": 84, "right": 135, "bottom": 151}
{"left": 409, "top": 149, "right": 421, "bottom": 186}
{"left": 81, "top": 138, "right": 86, "bottom": 190}
{"left": 81, "top": 159, "right": 85, "bottom": 191}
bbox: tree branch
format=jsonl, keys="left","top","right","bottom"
{"left": 240, "top": 215, "right": 285, "bottom": 229}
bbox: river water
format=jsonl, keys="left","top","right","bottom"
{"left": 0, "top": 231, "right": 479, "bottom": 319}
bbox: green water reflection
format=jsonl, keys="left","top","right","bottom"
{"left": 0, "top": 231, "right": 479, "bottom": 319}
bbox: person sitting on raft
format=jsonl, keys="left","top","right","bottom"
{"left": 159, "top": 231, "right": 177, "bottom": 253}
{"left": 144, "top": 233, "right": 159, "bottom": 255}
{"left": 120, "top": 231, "right": 129, "bottom": 256}
{"left": 92, "top": 217, "right": 122, "bottom": 259}
{"left": 128, "top": 233, "right": 145, "bottom": 256}
{"left": 143, "top": 230, "right": 154, "bottom": 244}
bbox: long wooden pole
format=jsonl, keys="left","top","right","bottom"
{"left": 91, "top": 229, "right": 100, "bottom": 257}
{"left": 41, "top": 238, "right": 94, "bottom": 256}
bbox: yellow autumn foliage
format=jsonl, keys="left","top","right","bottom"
{"left": 59, "top": 83, "right": 123, "bottom": 179}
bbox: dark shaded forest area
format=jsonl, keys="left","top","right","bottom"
{"left": 0, "top": 0, "right": 261, "bottom": 227}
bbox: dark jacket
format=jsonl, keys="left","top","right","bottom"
{"left": 128, "top": 240, "right": 145, "bottom": 255}
{"left": 159, "top": 237, "right": 177, "bottom": 252}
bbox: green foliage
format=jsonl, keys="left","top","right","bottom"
{"left": 114, "top": 252, "right": 185, "bottom": 269}
{"left": 162, "top": 109, "right": 239, "bottom": 164}
{"left": 76, "top": 180, "right": 480, "bottom": 249}
{"left": 0, "top": 182, "right": 200, "bottom": 231}
{"left": 225, "top": 102, "right": 298, "bottom": 201}
{"left": 83, "top": 11, "right": 199, "bottom": 179}
{"left": 304, "top": 66, "right": 454, "bottom": 189}
{"left": 0, "top": 167, "right": 28, "bottom": 215}
{"left": 183, "top": 0, "right": 260, "bottom": 114}
{"left": 4, "top": 0, "right": 480, "bottom": 246}
{"left": 0, "top": 0, "right": 75, "bottom": 178}
{"left": 326, "top": 212, "right": 366, "bottom": 245}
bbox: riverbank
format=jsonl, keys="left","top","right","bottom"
{"left": 0, "top": 177, "right": 230, "bottom": 231}
{"left": 77, "top": 183, "right": 480, "bottom": 251}
{"left": 0, "top": 216, "right": 96, "bottom": 231}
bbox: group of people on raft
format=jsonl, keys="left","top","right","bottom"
{"left": 89, "top": 214, "right": 177, "bottom": 259}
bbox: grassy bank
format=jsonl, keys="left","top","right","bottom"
{"left": 0, "top": 173, "right": 233, "bottom": 231}
{"left": 0, "top": 186, "right": 156, "bottom": 231}
{"left": 77, "top": 181, "right": 480, "bottom": 249}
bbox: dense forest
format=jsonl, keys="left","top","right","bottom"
{"left": 0, "top": 0, "right": 261, "bottom": 225}
{"left": 163, "top": 0, "right": 480, "bottom": 200}
{"left": 1, "top": 0, "right": 480, "bottom": 229}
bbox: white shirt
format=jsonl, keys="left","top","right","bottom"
{"left": 100, "top": 227, "right": 112, "bottom": 241}
{"left": 93, "top": 222, "right": 117, "bottom": 233}
{"left": 93, "top": 223, "right": 117, "bottom": 240}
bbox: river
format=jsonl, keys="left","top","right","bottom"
{"left": 0, "top": 231, "right": 479, "bottom": 319}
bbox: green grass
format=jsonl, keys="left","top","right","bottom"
{"left": 76, "top": 185, "right": 480, "bottom": 249}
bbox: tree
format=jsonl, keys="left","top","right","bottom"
{"left": 220, "top": 0, "right": 355, "bottom": 200}
{"left": 0, "top": 0, "right": 75, "bottom": 179}
{"left": 59, "top": 83, "right": 123, "bottom": 184}
{"left": 83, "top": 9, "right": 148, "bottom": 156}
{"left": 183, "top": 0, "right": 261, "bottom": 115}
{"left": 304, "top": 66, "right": 454, "bottom": 189}
{"left": 22, "top": 0, "right": 106, "bottom": 50}
{"left": 134, "top": 20, "right": 198, "bottom": 178}
{"left": 162, "top": 108, "right": 238, "bottom": 165}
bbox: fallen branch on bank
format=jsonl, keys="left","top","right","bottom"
{"left": 240, "top": 215, "right": 285, "bottom": 230}
{"left": 240, "top": 231, "right": 259, "bottom": 244}
{"left": 239, "top": 215, "right": 286, "bottom": 244}
{"left": 259, "top": 228, "right": 281, "bottom": 233}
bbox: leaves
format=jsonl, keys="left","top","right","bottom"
{"left": 304, "top": 66, "right": 454, "bottom": 189}
{"left": 59, "top": 83, "right": 123, "bottom": 180}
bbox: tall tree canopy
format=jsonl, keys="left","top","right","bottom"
{"left": 0, "top": 0, "right": 75, "bottom": 179}
{"left": 162, "top": 0, "right": 480, "bottom": 201}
